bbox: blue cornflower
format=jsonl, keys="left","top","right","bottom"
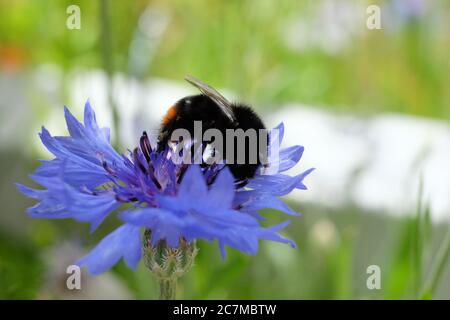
{"left": 17, "top": 101, "right": 313, "bottom": 275}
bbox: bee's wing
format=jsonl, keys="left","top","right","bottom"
{"left": 185, "top": 75, "right": 235, "bottom": 121}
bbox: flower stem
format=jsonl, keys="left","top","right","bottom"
{"left": 159, "top": 278, "right": 177, "bottom": 300}
{"left": 99, "top": 0, "right": 121, "bottom": 148}
{"left": 421, "top": 225, "right": 450, "bottom": 299}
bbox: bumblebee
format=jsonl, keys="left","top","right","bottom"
{"left": 157, "top": 76, "right": 267, "bottom": 183}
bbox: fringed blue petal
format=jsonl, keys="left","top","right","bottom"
{"left": 76, "top": 224, "right": 141, "bottom": 275}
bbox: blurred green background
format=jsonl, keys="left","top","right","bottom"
{"left": 0, "top": 0, "right": 449, "bottom": 299}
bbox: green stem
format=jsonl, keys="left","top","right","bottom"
{"left": 99, "top": 0, "right": 121, "bottom": 148}
{"left": 413, "top": 178, "right": 424, "bottom": 298}
{"left": 421, "top": 226, "right": 450, "bottom": 299}
{"left": 159, "top": 277, "right": 177, "bottom": 300}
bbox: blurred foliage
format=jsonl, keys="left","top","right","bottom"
{"left": 0, "top": 234, "right": 43, "bottom": 299}
{"left": 1, "top": 0, "right": 449, "bottom": 299}
{"left": 0, "top": 0, "right": 449, "bottom": 118}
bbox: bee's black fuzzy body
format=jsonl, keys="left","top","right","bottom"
{"left": 158, "top": 94, "right": 266, "bottom": 182}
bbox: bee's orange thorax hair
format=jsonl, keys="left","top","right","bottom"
{"left": 162, "top": 105, "right": 177, "bottom": 125}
